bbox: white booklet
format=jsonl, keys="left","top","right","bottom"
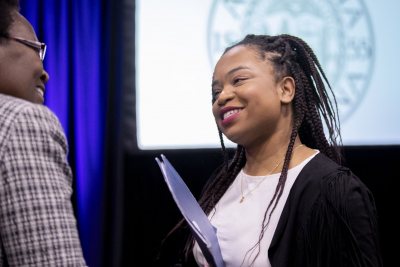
{"left": 155, "top": 154, "right": 224, "bottom": 267}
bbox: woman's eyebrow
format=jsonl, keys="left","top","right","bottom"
{"left": 226, "top": 65, "right": 250, "bottom": 76}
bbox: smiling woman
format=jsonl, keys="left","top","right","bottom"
{"left": 211, "top": 47, "right": 290, "bottom": 147}
{"left": 0, "top": 0, "right": 87, "bottom": 265}
{"left": 160, "top": 34, "right": 384, "bottom": 267}
{"left": 0, "top": 10, "right": 48, "bottom": 104}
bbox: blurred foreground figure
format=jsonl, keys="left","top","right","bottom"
{"left": 0, "top": 0, "right": 87, "bottom": 265}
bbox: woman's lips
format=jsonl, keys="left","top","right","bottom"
{"left": 35, "top": 87, "right": 44, "bottom": 97}
{"left": 220, "top": 107, "right": 242, "bottom": 126}
{"left": 35, "top": 86, "right": 45, "bottom": 103}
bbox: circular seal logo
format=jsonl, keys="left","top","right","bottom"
{"left": 207, "top": 0, "right": 375, "bottom": 123}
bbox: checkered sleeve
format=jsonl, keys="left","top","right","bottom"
{"left": 0, "top": 101, "right": 87, "bottom": 266}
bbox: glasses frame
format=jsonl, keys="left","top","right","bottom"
{"left": 9, "top": 36, "right": 47, "bottom": 61}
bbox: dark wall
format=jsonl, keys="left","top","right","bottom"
{"left": 122, "top": 145, "right": 399, "bottom": 266}
{"left": 342, "top": 145, "right": 398, "bottom": 265}
{"left": 123, "top": 149, "right": 223, "bottom": 266}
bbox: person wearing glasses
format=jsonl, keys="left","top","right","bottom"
{"left": 0, "top": 0, "right": 87, "bottom": 266}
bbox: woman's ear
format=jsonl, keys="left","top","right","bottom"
{"left": 279, "top": 76, "right": 295, "bottom": 104}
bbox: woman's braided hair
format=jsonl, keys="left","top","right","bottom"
{"left": 180, "top": 34, "right": 342, "bottom": 263}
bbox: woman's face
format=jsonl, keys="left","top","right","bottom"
{"left": 211, "top": 45, "right": 294, "bottom": 147}
{"left": 0, "top": 11, "right": 49, "bottom": 104}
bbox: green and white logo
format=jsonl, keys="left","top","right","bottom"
{"left": 207, "top": 0, "right": 374, "bottom": 122}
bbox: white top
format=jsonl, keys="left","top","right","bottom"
{"left": 193, "top": 152, "right": 318, "bottom": 267}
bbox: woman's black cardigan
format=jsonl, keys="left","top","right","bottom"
{"left": 157, "top": 153, "right": 383, "bottom": 267}
{"left": 268, "top": 153, "right": 383, "bottom": 267}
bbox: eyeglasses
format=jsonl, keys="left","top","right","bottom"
{"left": 9, "top": 36, "right": 47, "bottom": 61}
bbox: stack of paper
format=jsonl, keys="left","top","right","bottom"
{"left": 155, "top": 154, "right": 224, "bottom": 267}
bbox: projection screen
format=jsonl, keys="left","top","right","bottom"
{"left": 136, "top": 0, "right": 400, "bottom": 149}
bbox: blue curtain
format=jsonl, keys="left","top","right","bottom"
{"left": 20, "top": 1, "right": 108, "bottom": 266}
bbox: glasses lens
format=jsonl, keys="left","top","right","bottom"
{"left": 40, "top": 44, "right": 47, "bottom": 61}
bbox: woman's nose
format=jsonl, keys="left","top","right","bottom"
{"left": 217, "top": 87, "right": 235, "bottom": 106}
{"left": 41, "top": 69, "right": 50, "bottom": 84}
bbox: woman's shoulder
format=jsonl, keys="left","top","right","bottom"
{"left": 294, "top": 153, "right": 371, "bottom": 198}
{"left": 0, "top": 94, "right": 67, "bottom": 151}
{"left": 0, "top": 93, "right": 61, "bottom": 128}
{"left": 296, "top": 153, "right": 373, "bottom": 207}
{"left": 301, "top": 153, "right": 356, "bottom": 182}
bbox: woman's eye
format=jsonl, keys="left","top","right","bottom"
{"left": 212, "top": 90, "right": 221, "bottom": 102}
{"left": 233, "top": 77, "right": 246, "bottom": 84}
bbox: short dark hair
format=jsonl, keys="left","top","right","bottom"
{"left": 0, "top": 0, "right": 20, "bottom": 39}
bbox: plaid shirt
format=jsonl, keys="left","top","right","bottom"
{"left": 0, "top": 94, "right": 87, "bottom": 266}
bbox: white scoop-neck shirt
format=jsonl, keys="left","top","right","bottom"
{"left": 193, "top": 152, "right": 318, "bottom": 267}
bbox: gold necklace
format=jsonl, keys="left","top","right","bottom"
{"left": 239, "top": 144, "right": 304, "bottom": 203}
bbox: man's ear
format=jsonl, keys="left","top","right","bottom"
{"left": 279, "top": 76, "right": 295, "bottom": 104}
